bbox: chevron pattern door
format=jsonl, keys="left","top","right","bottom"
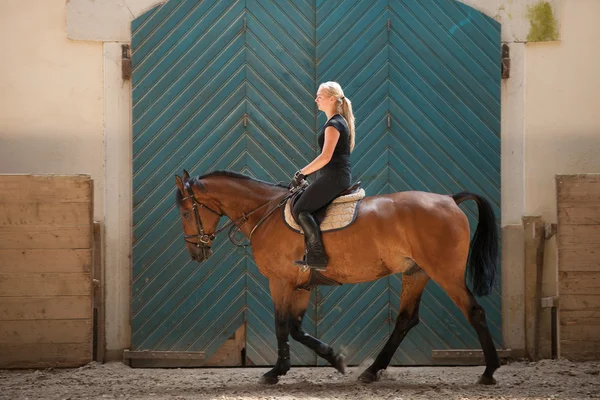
{"left": 131, "top": 0, "right": 501, "bottom": 366}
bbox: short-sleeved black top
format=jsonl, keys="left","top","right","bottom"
{"left": 318, "top": 114, "right": 352, "bottom": 177}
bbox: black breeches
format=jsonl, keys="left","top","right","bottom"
{"left": 292, "top": 173, "right": 351, "bottom": 220}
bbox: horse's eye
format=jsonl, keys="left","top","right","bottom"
{"left": 183, "top": 212, "right": 190, "bottom": 219}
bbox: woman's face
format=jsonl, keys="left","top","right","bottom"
{"left": 315, "top": 88, "right": 334, "bottom": 112}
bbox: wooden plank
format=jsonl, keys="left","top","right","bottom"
{"left": 0, "top": 249, "right": 91, "bottom": 273}
{"left": 560, "top": 340, "right": 600, "bottom": 361}
{"left": 0, "top": 203, "right": 92, "bottom": 226}
{"left": 0, "top": 320, "right": 92, "bottom": 344}
{"left": 559, "top": 271, "right": 600, "bottom": 295}
{"left": 557, "top": 225, "right": 600, "bottom": 249}
{"left": 557, "top": 206, "right": 600, "bottom": 225}
{"left": 0, "top": 226, "right": 91, "bottom": 249}
{"left": 561, "top": 310, "right": 600, "bottom": 327}
{"left": 0, "top": 296, "right": 92, "bottom": 320}
{"left": 124, "top": 350, "right": 205, "bottom": 368}
{"left": 557, "top": 174, "right": 600, "bottom": 203}
{"left": 206, "top": 324, "right": 246, "bottom": 366}
{"left": 431, "top": 349, "right": 513, "bottom": 365}
{"left": 560, "top": 295, "right": 600, "bottom": 311}
{"left": 561, "top": 324, "right": 600, "bottom": 341}
{"left": 0, "top": 273, "right": 91, "bottom": 296}
{"left": 0, "top": 343, "right": 91, "bottom": 368}
{"left": 92, "top": 221, "right": 105, "bottom": 362}
{"left": 0, "top": 175, "right": 91, "bottom": 203}
{"left": 523, "top": 216, "right": 545, "bottom": 360}
{"left": 558, "top": 248, "right": 600, "bottom": 272}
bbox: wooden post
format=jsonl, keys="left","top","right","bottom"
{"left": 93, "top": 221, "right": 105, "bottom": 362}
{"left": 523, "top": 216, "right": 545, "bottom": 360}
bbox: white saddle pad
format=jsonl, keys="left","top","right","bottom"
{"left": 284, "top": 189, "right": 365, "bottom": 233}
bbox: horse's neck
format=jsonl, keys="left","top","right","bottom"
{"left": 207, "top": 177, "right": 286, "bottom": 233}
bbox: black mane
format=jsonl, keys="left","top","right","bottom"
{"left": 197, "top": 170, "right": 288, "bottom": 189}
{"left": 175, "top": 170, "right": 287, "bottom": 207}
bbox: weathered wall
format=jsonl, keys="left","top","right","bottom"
{"left": 0, "top": 0, "right": 104, "bottom": 222}
{"left": 524, "top": 0, "right": 600, "bottom": 357}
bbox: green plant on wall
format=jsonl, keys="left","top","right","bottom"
{"left": 527, "top": 1, "right": 559, "bottom": 42}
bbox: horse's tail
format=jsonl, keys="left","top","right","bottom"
{"left": 452, "top": 192, "right": 499, "bottom": 297}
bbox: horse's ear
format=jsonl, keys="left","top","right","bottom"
{"left": 183, "top": 169, "right": 190, "bottom": 181}
{"left": 175, "top": 175, "right": 184, "bottom": 193}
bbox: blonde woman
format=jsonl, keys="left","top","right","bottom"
{"left": 290, "top": 81, "right": 356, "bottom": 271}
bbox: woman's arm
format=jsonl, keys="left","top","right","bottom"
{"left": 300, "top": 126, "right": 340, "bottom": 176}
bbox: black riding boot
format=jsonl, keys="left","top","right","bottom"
{"left": 294, "top": 211, "right": 328, "bottom": 271}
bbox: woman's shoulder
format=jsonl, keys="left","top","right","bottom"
{"left": 326, "top": 114, "right": 348, "bottom": 130}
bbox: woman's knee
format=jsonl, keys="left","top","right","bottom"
{"left": 292, "top": 203, "right": 307, "bottom": 221}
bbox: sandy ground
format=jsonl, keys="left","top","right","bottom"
{"left": 1, "top": 359, "right": 599, "bottom": 400}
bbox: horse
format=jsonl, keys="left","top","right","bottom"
{"left": 174, "top": 169, "right": 500, "bottom": 385}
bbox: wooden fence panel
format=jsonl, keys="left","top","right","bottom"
{"left": 557, "top": 174, "right": 600, "bottom": 361}
{"left": 0, "top": 175, "right": 93, "bottom": 368}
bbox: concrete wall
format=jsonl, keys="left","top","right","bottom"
{"left": 525, "top": 0, "right": 600, "bottom": 357}
{"left": 1, "top": 0, "right": 598, "bottom": 360}
{"left": 0, "top": 0, "right": 104, "bottom": 221}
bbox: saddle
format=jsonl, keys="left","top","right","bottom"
{"left": 283, "top": 181, "right": 365, "bottom": 233}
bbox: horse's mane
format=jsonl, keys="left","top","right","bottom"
{"left": 175, "top": 170, "right": 287, "bottom": 207}
{"left": 198, "top": 170, "right": 287, "bottom": 188}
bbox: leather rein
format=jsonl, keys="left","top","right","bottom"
{"left": 181, "top": 182, "right": 296, "bottom": 248}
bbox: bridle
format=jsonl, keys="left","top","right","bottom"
{"left": 181, "top": 181, "right": 295, "bottom": 248}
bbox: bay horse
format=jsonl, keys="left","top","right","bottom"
{"left": 174, "top": 169, "right": 500, "bottom": 385}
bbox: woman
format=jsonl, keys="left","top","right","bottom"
{"left": 290, "top": 81, "right": 356, "bottom": 271}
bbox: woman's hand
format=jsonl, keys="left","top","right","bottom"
{"left": 289, "top": 171, "right": 306, "bottom": 188}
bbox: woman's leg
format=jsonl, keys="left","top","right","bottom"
{"left": 292, "top": 175, "right": 349, "bottom": 270}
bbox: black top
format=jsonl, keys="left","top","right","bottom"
{"left": 318, "top": 114, "right": 352, "bottom": 177}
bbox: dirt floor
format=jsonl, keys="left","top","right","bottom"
{"left": 1, "top": 359, "right": 599, "bottom": 400}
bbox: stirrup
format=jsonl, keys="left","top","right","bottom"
{"left": 294, "top": 253, "right": 328, "bottom": 272}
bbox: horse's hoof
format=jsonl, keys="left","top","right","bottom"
{"left": 259, "top": 374, "right": 279, "bottom": 385}
{"left": 332, "top": 353, "right": 347, "bottom": 375}
{"left": 477, "top": 374, "right": 497, "bottom": 385}
{"left": 358, "top": 369, "right": 379, "bottom": 383}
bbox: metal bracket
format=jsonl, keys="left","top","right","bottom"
{"left": 545, "top": 223, "right": 557, "bottom": 240}
{"left": 541, "top": 296, "right": 559, "bottom": 308}
{"left": 122, "top": 44, "right": 131, "bottom": 81}
{"left": 501, "top": 43, "right": 510, "bottom": 79}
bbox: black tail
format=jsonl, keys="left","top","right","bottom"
{"left": 452, "top": 192, "right": 499, "bottom": 297}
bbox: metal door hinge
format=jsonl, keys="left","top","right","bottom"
{"left": 387, "top": 18, "right": 391, "bottom": 31}
{"left": 122, "top": 44, "right": 132, "bottom": 81}
{"left": 243, "top": 113, "right": 248, "bottom": 127}
{"left": 501, "top": 43, "right": 510, "bottom": 79}
{"left": 387, "top": 111, "right": 391, "bottom": 128}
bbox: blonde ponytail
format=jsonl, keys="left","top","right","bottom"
{"left": 338, "top": 97, "right": 355, "bottom": 152}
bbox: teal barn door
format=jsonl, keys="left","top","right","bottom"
{"left": 131, "top": 0, "right": 501, "bottom": 366}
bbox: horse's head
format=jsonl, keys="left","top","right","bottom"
{"left": 175, "top": 170, "right": 222, "bottom": 262}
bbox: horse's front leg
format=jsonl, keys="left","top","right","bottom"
{"left": 260, "top": 279, "right": 293, "bottom": 384}
{"left": 289, "top": 289, "right": 346, "bottom": 374}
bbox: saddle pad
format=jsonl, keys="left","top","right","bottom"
{"left": 284, "top": 189, "right": 365, "bottom": 233}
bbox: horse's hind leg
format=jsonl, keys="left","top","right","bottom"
{"left": 441, "top": 281, "right": 500, "bottom": 385}
{"left": 358, "top": 269, "right": 430, "bottom": 383}
{"left": 289, "top": 289, "right": 346, "bottom": 374}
